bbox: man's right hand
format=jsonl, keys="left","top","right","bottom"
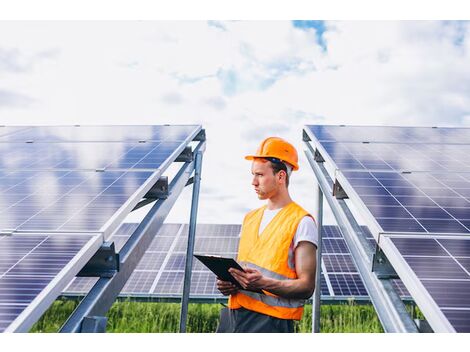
{"left": 216, "top": 279, "right": 239, "bottom": 296}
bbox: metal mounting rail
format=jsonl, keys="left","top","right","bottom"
{"left": 305, "top": 146, "right": 418, "bottom": 333}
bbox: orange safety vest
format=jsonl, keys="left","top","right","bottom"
{"left": 228, "top": 201, "right": 313, "bottom": 320}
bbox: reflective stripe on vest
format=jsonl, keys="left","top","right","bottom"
{"left": 239, "top": 261, "right": 305, "bottom": 308}
{"left": 228, "top": 202, "right": 313, "bottom": 320}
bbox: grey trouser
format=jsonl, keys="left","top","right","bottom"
{"left": 216, "top": 306, "right": 294, "bottom": 333}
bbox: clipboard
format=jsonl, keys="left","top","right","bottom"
{"left": 194, "top": 254, "right": 264, "bottom": 294}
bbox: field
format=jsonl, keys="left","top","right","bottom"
{"left": 31, "top": 299, "right": 386, "bottom": 333}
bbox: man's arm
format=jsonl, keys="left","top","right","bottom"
{"left": 229, "top": 241, "right": 317, "bottom": 299}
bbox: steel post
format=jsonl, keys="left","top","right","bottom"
{"left": 312, "top": 185, "right": 323, "bottom": 333}
{"left": 179, "top": 149, "right": 204, "bottom": 333}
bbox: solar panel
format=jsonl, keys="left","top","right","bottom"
{"left": 0, "top": 232, "right": 101, "bottom": 332}
{"left": 306, "top": 125, "right": 470, "bottom": 332}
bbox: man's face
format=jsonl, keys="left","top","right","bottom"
{"left": 251, "top": 160, "right": 279, "bottom": 200}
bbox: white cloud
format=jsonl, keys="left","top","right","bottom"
{"left": 0, "top": 21, "right": 469, "bottom": 225}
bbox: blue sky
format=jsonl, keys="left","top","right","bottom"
{"left": 0, "top": 21, "right": 469, "bottom": 224}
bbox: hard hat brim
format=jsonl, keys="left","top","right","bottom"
{"left": 245, "top": 155, "right": 299, "bottom": 171}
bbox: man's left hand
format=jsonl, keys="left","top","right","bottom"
{"left": 229, "top": 267, "right": 266, "bottom": 291}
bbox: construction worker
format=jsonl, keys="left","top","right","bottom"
{"left": 216, "top": 137, "right": 318, "bottom": 333}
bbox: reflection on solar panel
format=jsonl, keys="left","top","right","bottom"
{"left": 64, "top": 224, "right": 410, "bottom": 300}
{"left": 0, "top": 125, "right": 199, "bottom": 143}
{"left": 307, "top": 125, "right": 470, "bottom": 144}
{"left": 0, "top": 125, "right": 201, "bottom": 332}
{"left": 318, "top": 142, "right": 470, "bottom": 172}
{"left": 0, "top": 170, "right": 154, "bottom": 234}
{"left": 0, "top": 233, "right": 101, "bottom": 332}
{"left": 0, "top": 142, "right": 188, "bottom": 170}
{"left": 306, "top": 125, "right": 470, "bottom": 332}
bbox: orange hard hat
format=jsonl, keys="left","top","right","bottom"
{"left": 245, "top": 137, "right": 299, "bottom": 171}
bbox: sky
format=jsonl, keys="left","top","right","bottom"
{"left": 1, "top": 21, "right": 470, "bottom": 225}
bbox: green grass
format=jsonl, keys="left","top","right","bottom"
{"left": 31, "top": 299, "right": 385, "bottom": 333}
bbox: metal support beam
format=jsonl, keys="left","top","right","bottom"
{"left": 179, "top": 149, "right": 204, "bottom": 333}
{"left": 80, "top": 316, "right": 107, "bottom": 333}
{"left": 59, "top": 141, "right": 205, "bottom": 333}
{"left": 312, "top": 185, "right": 323, "bottom": 333}
{"left": 304, "top": 146, "right": 418, "bottom": 333}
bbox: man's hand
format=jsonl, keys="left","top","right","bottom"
{"left": 216, "top": 279, "right": 239, "bottom": 296}
{"left": 229, "top": 267, "right": 266, "bottom": 291}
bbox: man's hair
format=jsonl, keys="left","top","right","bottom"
{"left": 267, "top": 160, "right": 290, "bottom": 187}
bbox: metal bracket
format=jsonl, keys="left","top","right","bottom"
{"left": 194, "top": 129, "right": 206, "bottom": 141}
{"left": 185, "top": 176, "right": 194, "bottom": 187}
{"left": 372, "top": 246, "right": 399, "bottom": 279}
{"left": 333, "top": 179, "right": 349, "bottom": 199}
{"left": 414, "top": 319, "right": 434, "bottom": 333}
{"left": 144, "top": 176, "right": 169, "bottom": 199}
{"left": 175, "top": 147, "right": 193, "bottom": 162}
{"left": 77, "top": 242, "right": 119, "bottom": 278}
{"left": 302, "top": 129, "right": 311, "bottom": 142}
{"left": 314, "top": 148, "right": 325, "bottom": 162}
{"left": 80, "top": 316, "right": 107, "bottom": 333}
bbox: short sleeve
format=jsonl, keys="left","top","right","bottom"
{"left": 293, "top": 216, "right": 318, "bottom": 249}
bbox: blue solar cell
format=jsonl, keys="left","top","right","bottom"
{"left": 377, "top": 218, "right": 426, "bottom": 233}
{"left": 403, "top": 257, "right": 469, "bottom": 280}
{"left": 361, "top": 195, "right": 402, "bottom": 207}
{"left": 421, "top": 280, "right": 470, "bottom": 309}
{"left": 437, "top": 238, "right": 470, "bottom": 257}
{"left": 394, "top": 196, "right": 438, "bottom": 207}
{"left": 323, "top": 254, "right": 357, "bottom": 273}
{"left": 419, "top": 219, "right": 469, "bottom": 233}
{"left": 323, "top": 239, "right": 350, "bottom": 254}
{"left": 328, "top": 274, "right": 368, "bottom": 296}
{"left": 366, "top": 205, "right": 412, "bottom": 218}
{"left": 441, "top": 309, "right": 470, "bottom": 333}
{"left": 455, "top": 258, "right": 470, "bottom": 272}
{"left": 405, "top": 206, "right": 453, "bottom": 219}
{"left": 390, "top": 237, "right": 449, "bottom": 256}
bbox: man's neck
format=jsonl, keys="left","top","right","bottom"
{"left": 266, "top": 190, "right": 292, "bottom": 210}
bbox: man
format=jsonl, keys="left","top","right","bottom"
{"left": 216, "top": 137, "right": 318, "bottom": 333}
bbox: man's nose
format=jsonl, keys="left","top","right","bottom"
{"left": 252, "top": 177, "right": 258, "bottom": 186}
